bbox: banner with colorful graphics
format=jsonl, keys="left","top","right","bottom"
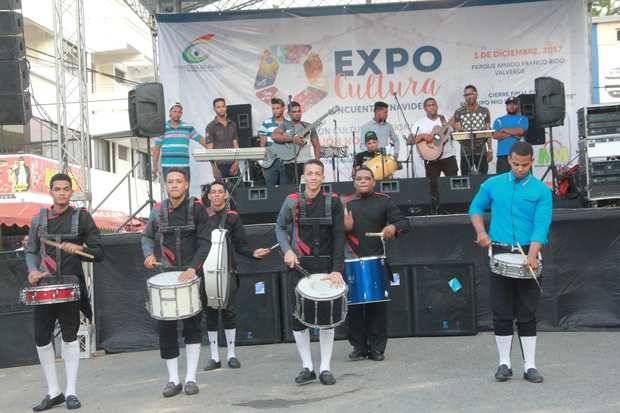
{"left": 157, "top": 0, "right": 589, "bottom": 188}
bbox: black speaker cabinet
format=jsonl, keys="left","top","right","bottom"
{"left": 227, "top": 104, "right": 253, "bottom": 148}
{"left": 0, "top": 35, "right": 24, "bottom": 60}
{"left": 518, "top": 93, "right": 546, "bottom": 145}
{"left": 232, "top": 184, "right": 295, "bottom": 225}
{"left": 0, "top": 308, "right": 38, "bottom": 368}
{"left": 0, "top": 11, "right": 23, "bottom": 35}
{"left": 0, "top": 91, "right": 31, "bottom": 125}
{"left": 214, "top": 272, "right": 282, "bottom": 346}
{"left": 128, "top": 82, "right": 165, "bottom": 137}
{"left": 534, "top": 77, "right": 565, "bottom": 128}
{"left": 0, "top": 0, "right": 22, "bottom": 10}
{"left": 0, "top": 59, "right": 29, "bottom": 93}
{"left": 386, "top": 265, "right": 414, "bottom": 337}
{"left": 412, "top": 263, "right": 477, "bottom": 336}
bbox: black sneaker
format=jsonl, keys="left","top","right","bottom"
{"left": 227, "top": 357, "right": 241, "bottom": 368}
{"left": 65, "top": 395, "right": 81, "bottom": 410}
{"left": 184, "top": 381, "right": 199, "bottom": 395}
{"left": 348, "top": 349, "right": 367, "bottom": 361}
{"left": 294, "top": 368, "right": 317, "bottom": 385}
{"left": 319, "top": 370, "right": 336, "bottom": 385}
{"left": 523, "top": 368, "right": 544, "bottom": 383}
{"left": 33, "top": 393, "right": 65, "bottom": 411}
{"left": 368, "top": 351, "right": 385, "bottom": 361}
{"left": 494, "top": 364, "right": 513, "bottom": 382}
{"left": 203, "top": 359, "right": 222, "bottom": 371}
{"left": 162, "top": 381, "right": 182, "bottom": 398}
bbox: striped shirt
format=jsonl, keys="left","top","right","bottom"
{"left": 258, "top": 116, "right": 285, "bottom": 145}
{"left": 154, "top": 120, "right": 203, "bottom": 167}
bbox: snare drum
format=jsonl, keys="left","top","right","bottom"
{"left": 490, "top": 253, "right": 542, "bottom": 279}
{"left": 20, "top": 277, "right": 80, "bottom": 306}
{"left": 364, "top": 155, "right": 399, "bottom": 180}
{"left": 344, "top": 256, "right": 390, "bottom": 305}
{"left": 147, "top": 271, "right": 202, "bottom": 320}
{"left": 294, "top": 274, "right": 348, "bottom": 329}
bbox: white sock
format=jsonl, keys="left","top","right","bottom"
{"left": 520, "top": 336, "right": 537, "bottom": 372}
{"left": 225, "top": 329, "right": 236, "bottom": 360}
{"left": 61, "top": 340, "right": 80, "bottom": 397}
{"left": 495, "top": 335, "right": 513, "bottom": 368}
{"left": 36, "top": 343, "right": 61, "bottom": 397}
{"left": 319, "top": 329, "right": 335, "bottom": 373}
{"left": 166, "top": 357, "right": 180, "bottom": 385}
{"left": 293, "top": 329, "right": 313, "bottom": 371}
{"left": 208, "top": 331, "right": 220, "bottom": 362}
{"left": 184, "top": 344, "right": 201, "bottom": 383}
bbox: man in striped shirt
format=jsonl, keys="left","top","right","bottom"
{"left": 258, "top": 98, "right": 289, "bottom": 186}
{"left": 152, "top": 103, "right": 206, "bottom": 182}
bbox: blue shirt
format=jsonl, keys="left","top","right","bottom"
{"left": 493, "top": 114, "right": 529, "bottom": 156}
{"left": 154, "top": 120, "right": 203, "bottom": 167}
{"left": 469, "top": 172, "right": 552, "bottom": 245}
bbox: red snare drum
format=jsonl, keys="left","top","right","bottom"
{"left": 20, "top": 277, "right": 80, "bottom": 305}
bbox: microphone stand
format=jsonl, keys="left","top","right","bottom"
{"left": 393, "top": 92, "right": 416, "bottom": 177}
{"left": 333, "top": 119, "right": 340, "bottom": 182}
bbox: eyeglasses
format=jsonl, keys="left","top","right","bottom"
{"left": 463, "top": 93, "right": 476, "bottom": 97}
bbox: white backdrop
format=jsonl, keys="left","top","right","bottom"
{"left": 157, "top": 0, "right": 589, "bottom": 194}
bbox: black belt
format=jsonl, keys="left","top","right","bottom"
{"left": 491, "top": 242, "right": 530, "bottom": 255}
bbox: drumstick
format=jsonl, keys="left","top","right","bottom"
{"left": 269, "top": 243, "right": 280, "bottom": 251}
{"left": 365, "top": 232, "right": 384, "bottom": 238}
{"left": 43, "top": 239, "right": 95, "bottom": 259}
{"left": 516, "top": 243, "right": 543, "bottom": 292}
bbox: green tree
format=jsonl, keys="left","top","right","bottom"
{"left": 591, "top": 0, "right": 620, "bottom": 16}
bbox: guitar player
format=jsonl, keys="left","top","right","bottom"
{"left": 272, "top": 101, "right": 321, "bottom": 184}
{"left": 411, "top": 97, "right": 458, "bottom": 214}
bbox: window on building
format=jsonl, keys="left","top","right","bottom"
{"left": 114, "top": 67, "right": 128, "bottom": 84}
{"left": 118, "top": 144, "right": 128, "bottom": 161}
{"left": 94, "top": 139, "right": 112, "bottom": 172}
{"left": 133, "top": 150, "right": 149, "bottom": 179}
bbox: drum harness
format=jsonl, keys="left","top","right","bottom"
{"left": 157, "top": 198, "right": 196, "bottom": 269}
{"left": 38, "top": 207, "right": 81, "bottom": 282}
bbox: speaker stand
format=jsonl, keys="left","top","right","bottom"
{"left": 541, "top": 127, "right": 559, "bottom": 193}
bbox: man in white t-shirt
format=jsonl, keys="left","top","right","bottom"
{"left": 411, "top": 98, "right": 458, "bottom": 213}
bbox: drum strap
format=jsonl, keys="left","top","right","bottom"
{"left": 38, "top": 207, "right": 80, "bottom": 276}
{"left": 298, "top": 192, "right": 332, "bottom": 257}
{"left": 158, "top": 197, "right": 196, "bottom": 267}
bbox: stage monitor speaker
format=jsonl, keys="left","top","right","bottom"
{"left": 0, "top": 11, "right": 22, "bottom": 35}
{"left": 128, "top": 82, "right": 165, "bottom": 137}
{"left": 227, "top": 104, "right": 253, "bottom": 147}
{"left": 412, "top": 263, "right": 477, "bottom": 336}
{"left": 387, "top": 266, "right": 414, "bottom": 337}
{"left": 517, "top": 94, "right": 546, "bottom": 145}
{"left": 0, "top": 35, "right": 24, "bottom": 60}
{"left": 0, "top": 92, "right": 31, "bottom": 125}
{"left": 534, "top": 77, "right": 565, "bottom": 128}
{"left": 0, "top": 59, "right": 29, "bottom": 93}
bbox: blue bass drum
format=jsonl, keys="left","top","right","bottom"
{"left": 344, "top": 256, "right": 390, "bottom": 305}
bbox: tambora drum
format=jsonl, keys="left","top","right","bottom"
{"left": 20, "top": 276, "right": 80, "bottom": 305}
{"left": 147, "top": 271, "right": 202, "bottom": 320}
{"left": 364, "top": 155, "right": 399, "bottom": 180}
{"left": 294, "top": 274, "right": 347, "bottom": 329}
{"left": 490, "top": 253, "right": 542, "bottom": 280}
{"left": 203, "top": 228, "right": 231, "bottom": 309}
{"left": 344, "top": 256, "right": 390, "bottom": 305}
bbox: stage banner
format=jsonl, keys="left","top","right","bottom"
{"left": 157, "top": 0, "right": 589, "bottom": 190}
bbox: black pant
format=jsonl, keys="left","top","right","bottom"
{"left": 34, "top": 301, "right": 80, "bottom": 346}
{"left": 460, "top": 152, "right": 488, "bottom": 175}
{"left": 205, "top": 274, "right": 239, "bottom": 331}
{"left": 490, "top": 267, "right": 540, "bottom": 337}
{"left": 496, "top": 155, "right": 511, "bottom": 174}
{"left": 158, "top": 314, "right": 202, "bottom": 359}
{"left": 346, "top": 301, "right": 388, "bottom": 354}
{"left": 425, "top": 156, "right": 459, "bottom": 210}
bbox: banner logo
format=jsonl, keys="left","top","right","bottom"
{"left": 182, "top": 34, "right": 215, "bottom": 64}
{"left": 253, "top": 44, "right": 328, "bottom": 110}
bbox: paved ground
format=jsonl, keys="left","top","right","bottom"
{"left": 2, "top": 332, "right": 619, "bottom": 413}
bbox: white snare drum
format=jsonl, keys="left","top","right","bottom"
{"left": 490, "top": 253, "right": 542, "bottom": 279}
{"left": 147, "top": 271, "right": 202, "bottom": 320}
{"left": 294, "top": 274, "right": 348, "bottom": 329}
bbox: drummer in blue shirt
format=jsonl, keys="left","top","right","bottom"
{"left": 469, "top": 141, "right": 552, "bottom": 384}
{"left": 492, "top": 96, "right": 528, "bottom": 174}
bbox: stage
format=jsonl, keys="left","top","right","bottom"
{"left": 1, "top": 332, "right": 619, "bottom": 412}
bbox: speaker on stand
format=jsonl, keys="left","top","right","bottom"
{"left": 517, "top": 94, "right": 546, "bottom": 146}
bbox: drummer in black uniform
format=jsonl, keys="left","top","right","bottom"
{"left": 25, "top": 173, "right": 104, "bottom": 411}
{"left": 342, "top": 166, "right": 410, "bottom": 361}
{"left": 275, "top": 159, "right": 345, "bottom": 386}
{"left": 142, "top": 168, "right": 211, "bottom": 398}
{"left": 201, "top": 180, "right": 270, "bottom": 372}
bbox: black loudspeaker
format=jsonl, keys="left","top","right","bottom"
{"left": 0, "top": 36, "right": 24, "bottom": 59}
{"left": 0, "top": 11, "right": 22, "bottom": 35}
{"left": 517, "top": 94, "right": 546, "bottom": 145}
{"left": 386, "top": 266, "right": 414, "bottom": 337}
{"left": 0, "top": 59, "right": 29, "bottom": 93}
{"left": 128, "top": 82, "right": 165, "bottom": 137}
{"left": 227, "top": 104, "right": 253, "bottom": 148}
{"left": 0, "top": 308, "right": 38, "bottom": 367}
{"left": 412, "top": 263, "right": 477, "bottom": 336}
{"left": 215, "top": 272, "right": 282, "bottom": 346}
{"left": 0, "top": 92, "right": 31, "bottom": 124}
{"left": 534, "top": 77, "right": 565, "bottom": 127}
{"left": 0, "top": 0, "right": 22, "bottom": 9}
